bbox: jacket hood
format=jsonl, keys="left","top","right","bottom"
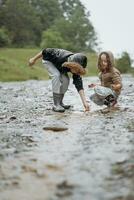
{"left": 68, "top": 53, "right": 87, "bottom": 68}
{"left": 98, "top": 51, "right": 115, "bottom": 70}
{"left": 106, "top": 51, "right": 115, "bottom": 67}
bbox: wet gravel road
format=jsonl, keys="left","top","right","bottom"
{"left": 0, "top": 75, "right": 134, "bottom": 200}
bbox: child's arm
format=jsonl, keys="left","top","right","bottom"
{"left": 79, "top": 89, "right": 90, "bottom": 111}
{"left": 88, "top": 83, "right": 101, "bottom": 88}
{"left": 29, "top": 51, "right": 43, "bottom": 66}
{"left": 111, "top": 70, "right": 122, "bottom": 92}
{"left": 88, "top": 83, "right": 96, "bottom": 88}
{"left": 111, "top": 83, "right": 122, "bottom": 92}
{"left": 88, "top": 72, "right": 101, "bottom": 88}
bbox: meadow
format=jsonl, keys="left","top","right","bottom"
{"left": 0, "top": 48, "right": 98, "bottom": 81}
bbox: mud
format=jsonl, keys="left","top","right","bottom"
{"left": 0, "top": 75, "right": 134, "bottom": 200}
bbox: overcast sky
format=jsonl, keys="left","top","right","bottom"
{"left": 81, "top": 0, "right": 134, "bottom": 59}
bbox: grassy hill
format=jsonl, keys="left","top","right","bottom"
{"left": 0, "top": 48, "right": 98, "bottom": 82}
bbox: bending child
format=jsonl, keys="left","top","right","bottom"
{"left": 88, "top": 51, "right": 122, "bottom": 107}
{"left": 29, "top": 48, "right": 90, "bottom": 112}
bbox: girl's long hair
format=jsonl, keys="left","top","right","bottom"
{"left": 97, "top": 51, "right": 114, "bottom": 72}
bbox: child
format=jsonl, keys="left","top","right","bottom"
{"left": 29, "top": 48, "right": 90, "bottom": 112}
{"left": 88, "top": 51, "right": 122, "bottom": 107}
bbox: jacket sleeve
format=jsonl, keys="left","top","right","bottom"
{"left": 98, "top": 72, "right": 102, "bottom": 82}
{"left": 112, "top": 71, "right": 122, "bottom": 85}
{"left": 42, "top": 49, "right": 46, "bottom": 59}
{"left": 72, "top": 74, "right": 83, "bottom": 92}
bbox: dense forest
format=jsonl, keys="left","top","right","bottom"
{"left": 0, "top": 0, "right": 97, "bottom": 52}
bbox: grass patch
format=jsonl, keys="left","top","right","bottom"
{"left": 0, "top": 48, "right": 98, "bottom": 82}
{"left": 86, "top": 52, "right": 98, "bottom": 76}
{"left": 0, "top": 48, "right": 49, "bottom": 81}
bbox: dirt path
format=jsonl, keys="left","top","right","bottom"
{"left": 0, "top": 75, "right": 134, "bottom": 200}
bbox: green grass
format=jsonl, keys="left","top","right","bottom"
{"left": 86, "top": 52, "right": 98, "bottom": 76}
{"left": 0, "top": 48, "right": 49, "bottom": 81}
{"left": 0, "top": 48, "right": 98, "bottom": 82}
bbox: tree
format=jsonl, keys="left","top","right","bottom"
{"left": 52, "top": 0, "right": 97, "bottom": 51}
{"left": 0, "top": 27, "right": 10, "bottom": 47}
{"left": 116, "top": 52, "right": 132, "bottom": 73}
{"left": 30, "top": 0, "right": 63, "bottom": 31}
{"left": 0, "top": 0, "right": 97, "bottom": 50}
{"left": 0, "top": 0, "right": 41, "bottom": 46}
{"left": 40, "top": 29, "right": 68, "bottom": 49}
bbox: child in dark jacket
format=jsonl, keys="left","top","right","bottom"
{"left": 29, "top": 48, "right": 90, "bottom": 112}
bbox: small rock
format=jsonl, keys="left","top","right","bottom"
{"left": 57, "top": 180, "right": 74, "bottom": 189}
{"left": 10, "top": 116, "right": 17, "bottom": 120}
{"left": 43, "top": 126, "right": 68, "bottom": 132}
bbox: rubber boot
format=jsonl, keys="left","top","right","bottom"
{"left": 53, "top": 93, "right": 65, "bottom": 112}
{"left": 104, "top": 94, "right": 116, "bottom": 107}
{"left": 60, "top": 94, "right": 71, "bottom": 109}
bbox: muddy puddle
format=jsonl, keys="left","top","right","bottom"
{"left": 0, "top": 75, "right": 134, "bottom": 200}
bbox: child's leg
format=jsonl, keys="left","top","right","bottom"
{"left": 90, "top": 93, "right": 104, "bottom": 106}
{"left": 104, "top": 92, "right": 118, "bottom": 107}
{"left": 59, "top": 74, "right": 71, "bottom": 109}
{"left": 42, "top": 60, "right": 62, "bottom": 94}
{"left": 42, "top": 60, "right": 65, "bottom": 112}
{"left": 60, "top": 73, "right": 70, "bottom": 94}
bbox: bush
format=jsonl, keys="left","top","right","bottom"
{"left": 40, "top": 29, "right": 69, "bottom": 49}
{"left": 116, "top": 52, "right": 132, "bottom": 73}
{"left": 0, "top": 28, "right": 10, "bottom": 47}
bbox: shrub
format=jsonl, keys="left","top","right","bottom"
{"left": 116, "top": 52, "right": 132, "bottom": 73}
{"left": 0, "top": 28, "right": 10, "bottom": 47}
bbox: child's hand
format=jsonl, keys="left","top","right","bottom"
{"left": 111, "top": 84, "right": 121, "bottom": 91}
{"left": 111, "top": 84, "right": 116, "bottom": 90}
{"left": 84, "top": 102, "right": 90, "bottom": 111}
{"left": 29, "top": 58, "right": 35, "bottom": 67}
{"left": 88, "top": 83, "right": 96, "bottom": 88}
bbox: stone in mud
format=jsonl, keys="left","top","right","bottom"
{"left": 57, "top": 180, "right": 74, "bottom": 189}
{"left": 56, "top": 180, "right": 74, "bottom": 197}
{"left": 43, "top": 125, "right": 68, "bottom": 132}
{"left": 9, "top": 116, "right": 17, "bottom": 120}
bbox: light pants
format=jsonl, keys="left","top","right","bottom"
{"left": 42, "top": 60, "right": 69, "bottom": 94}
{"left": 90, "top": 86, "right": 118, "bottom": 106}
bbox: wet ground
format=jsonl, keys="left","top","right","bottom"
{"left": 0, "top": 74, "right": 134, "bottom": 200}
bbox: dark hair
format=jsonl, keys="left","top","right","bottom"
{"left": 69, "top": 53, "right": 87, "bottom": 68}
